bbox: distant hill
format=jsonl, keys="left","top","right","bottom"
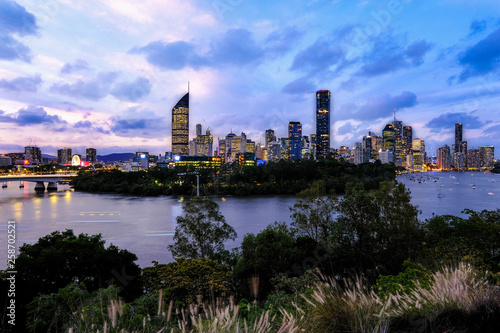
{"left": 97, "top": 153, "right": 135, "bottom": 162}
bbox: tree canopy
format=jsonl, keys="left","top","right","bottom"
{"left": 168, "top": 197, "right": 237, "bottom": 260}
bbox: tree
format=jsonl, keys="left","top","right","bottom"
{"left": 290, "top": 180, "right": 337, "bottom": 244}
{"left": 422, "top": 209, "right": 500, "bottom": 273}
{"left": 3, "top": 230, "right": 142, "bottom": 332}
{"left": 233, "top": 222, "right": 319, "bottom": 300}
{"left": 142, "top": 258, "right": 231, "bottom": 304}
{"left": 326, "top": 182, "right": 423, "bottom": 281}
{"left": 168, "top": 197, "right": 236, "bottom": 259}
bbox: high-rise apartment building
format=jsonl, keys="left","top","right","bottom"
{"left": 403, "top": 126, "right": 412, "bottom": 153}
{"left": 437, "top": 145, "right": 451, "bottom": 170}
{"left": 172, "top": 92, "right": 189, "bottom": 156}
{"left": 265, "top": 129, "right": 276, "bottom": 148}
{"left": 467, "top": 148, "right": 480, "bottom": 169}
{"left": 196, "top": 129, "right": 213, "bottom": 157}
{"left": 86, "top": 148, "right": 97, "bottom": 163}
{"left": 412, "top": 138, "right": 425, "bottom": 170}
{"left": 316, "top": 90, "right": 331, "bottom": 159}
{"left": 392, "top": 120, "right": 403, "bottom": 136}
{"left": 353, "top": 142, "right": 364, "bottom": 165}
{"left": 288, "top": 121, "right": 302, "bottom": 160}
{"left": 25, "top": 146, "right": 41, "bottom": 164}
{"left": 382, "top": 124, "right": 396, "bottom": 160}
{"left": 362, "top": 133, "right": 372, "bottom": 162}
{"left": 479, "top": 145, "right": 495, "bottom": 168}
{"left": 58, "top": 147, "right": 72, "bottom": 164}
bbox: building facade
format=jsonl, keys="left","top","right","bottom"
{"left": 172, "top": 92, "right": 189, "bottom": 156}
{"left": 25, "top": 146, "right": 41, "bottom": 164}
{"left": 288, "top": 121, "right": 302, "bottom": 160}
{"left": 86, "top": 148, "right": 97, "bottom": 163}
{"left": 316, "top": 90, "right": 331, "bottom": 159}
{"left": 57, "top": 147, "right": 72, "bottom": 165}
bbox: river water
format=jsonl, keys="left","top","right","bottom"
{"left": 1, "top": 171, "right": 499, "bottom": 268}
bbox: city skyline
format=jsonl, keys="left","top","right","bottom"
{"left": 0, "top": 1, "right": 500, "bottom": 158}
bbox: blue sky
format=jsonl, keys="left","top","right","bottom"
{"left": 0, "top": 0, "right": 500, "bottom": 158}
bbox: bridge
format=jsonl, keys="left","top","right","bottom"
{"left": 0, "top": 174, "right": 77, "bottom": 192}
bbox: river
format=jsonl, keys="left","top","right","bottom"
{"left": 1, "top": 171, "right": 499, "bottom": 268}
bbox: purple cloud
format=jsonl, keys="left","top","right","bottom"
{"left": 457, "top": 27, "right": 500, "bottom": 82}
{"left": 425, "top": 112, "right": 484, "bottom": 133}
{"left": 0, "top": 74, "right": 42, "bottom": 92}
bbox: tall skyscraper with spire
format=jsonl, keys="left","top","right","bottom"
{"left": 172, "top": 92, "right": 189, "bottom": 156}
{"left": 316, "top": 90, "right": 331, "bottom": 159}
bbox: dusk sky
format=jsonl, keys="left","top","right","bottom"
{"left": 1, "top": 0, "right": 500, "bottom": 158}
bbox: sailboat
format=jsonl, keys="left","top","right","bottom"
{"left": 471, "top": 173, "right": 476, "bottom": 189}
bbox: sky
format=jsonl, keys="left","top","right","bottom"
{"left": 0, "top": 0, "right": 500, "bottom": 158}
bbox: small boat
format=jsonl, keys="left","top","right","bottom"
{"left": 2, "top": 183, "right": 7, "bottom": 188}
{"left": 19, "top": 181, "right": 24, "bottom": 188}
{"left": 488, "top": 192, "right": 495, "bottom": 196}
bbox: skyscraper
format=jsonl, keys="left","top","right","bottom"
{"left": 382, "top": 124, "right": 396, "bottom": 160}
{"left": 58, "top": 147, "right": 72, "bottom": 164}
{"left": 172, "top": 92, "right": 189, "bottom": 156}
{"left": 316, "top": 90, "right": 331, "bottom": 159}
{"left": 288, "top": 121, "right": 302, "bottom": 160}
{"left": 265, "top": 129, "right": 276, "bottom": 147}
{"left": 86, "top": 148, "right": 97, "bottom": 163}
{"left": 455, "top": 123, "right": 463, "bottom": 153}
{"left": 25, "top": 146, "right": 41, "bottom": 164}
{"left": 403, "top": 126, "right": 412, "bottom": 153}
{"left": 437, "top": 145, "right": 451, "bottom": 170}
{"left": 479, "top": 146, "right": 495, "bottom": 168}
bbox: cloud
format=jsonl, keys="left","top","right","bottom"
{"left": 0, "top": 0, "right": 38, "bottom": 62}
{"left": 73, "top": 120, "right": 110, "bottom": 134}
{"left": 405, "top": 40, "right": 433, "bottom": 66}
{"left": 130, "top": 40, "right": 205, "bottom": 70}
{"left": 110, "top": 77, "right": 152, "bottom": 102}
{"left": 131, "top": 27, "right": 294, "bottom": 70}
{"left": 110, "top": 107, "right": 167, "bottom": 137}
{"left": 350, "top": 91, "right": 418, "bottom": 121}
{"left": 290, "top": 36, "right": 346, "bottom": 72}
{"left": 468, "top": 20, "right": 487, "bottom": 37}
{"left": 0, "top": 0, "right": 38, "bottom": 36}
{"left": 282, "top": 76, "right": 316, "bottom": 95}
{"left": 74, "top": 120, "right": 92, "bottom": 128}
{"left": 359, "top": 37, "right": 433, "bottom": 77}
{"left": 425, "top": 112, "right": 484, "bottom": 133}
{"left": 60, "top": 59, "right": 91, "bottom": 74}
{"left": 51, "top": 72, "right": 151, "bottom": 102}
{"left": 0, "top": 74, "right": 42, "bottom": 92}
{"left": 457, "top": 27, "right": 500, "bottom": 82}
{"left": 265, "top": 26, "right": 304, "bottom": 57}
{"left": 209, "top": 28, "right": 264, "bottom": 66}
{"left": 338, "top": 122, "right": 355, "bottom": 136}
{"left": 50, "top": 72, "right": 119, "bottom": 101}
{"left": 0, "top": 105, "right": 66, "bottom": 126}
{"left": 484, "top": 124, "right": 500, "bottom": 135}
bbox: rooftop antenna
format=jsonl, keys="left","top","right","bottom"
{"left": 393, "top": 108, "right": 396, "bottom": 121}
{"left": 188, "top": 81, "right": 190, "bottom": 93}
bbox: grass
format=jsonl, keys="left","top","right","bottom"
{"left": 60, "top": 263, "right": 500, "bottom": 332}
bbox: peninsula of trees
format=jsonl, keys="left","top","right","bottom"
{"left": 70, "top": 159, "right": 397, "bottom": 196}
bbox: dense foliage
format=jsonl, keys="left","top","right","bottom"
{"left": 3, "top": 182, "right": 500, "bottom": 332}
{"left": 70, "top": 159, "right": 396, "bottom": 196}
{"left": 1, "top": 230, "right": 142, "bottom": 332}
